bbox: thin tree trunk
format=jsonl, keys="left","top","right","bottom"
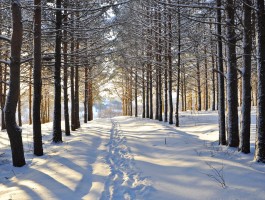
{"left": 217, "top": 0, "right": 226, "bottom": 145}
{"left": 74, "top": 43, "right": 80, "bottom": 128}
{"left": 53, "top": 0, "right": 62, "bottom": 143}
{"left": 175, "top": 6, "right": 181, "bottom": 126}
{"left": 204, "top": 47, "right": 208, "bottom": 111}
{"left": 196, "top": 58, "right": 202, "bottom": 111}
{"left": 135, "top": 71, "right": 138, "bottom": 117}
{"left": 5, "top": 0, "right": 25, "bottom": 167}
{"left": 63, "top": 0, "right": 70, "bottom": 136}
{"left": 88, "top": 67, "right": 93, "bottom": 121}
{"left": 70, "top": 23, "right": 75, "bottom": 131}
{"left": 84, "top": 66, "right": 88, "bottom": 123}
{"left": 146, "top": 65, "right": 150, "bottom": 118}
{"left": 142, "top": 65, "right": 146, "bottom": 118}
{"left": 29, "top": 64, "right": 32, "bottom": 125}
{"left": 158, "top": 6, "right": 163, "bottom": 122}
{"left": 211, "top": 42, "right": 216, "bottom": 111}
{"left": 168, "top": 0, "right": 173, "bottom": 124}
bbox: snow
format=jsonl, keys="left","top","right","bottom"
{"left": 1, "top": 109, "right": 265, "bottom": 200}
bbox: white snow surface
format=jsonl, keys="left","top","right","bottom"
{"left": 1, "top": 110, "right": 265, "bottom": 200}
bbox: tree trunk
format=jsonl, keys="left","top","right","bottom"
{"left": 239, "top": 0, "right": 252, "bottom": 154}
{"left": 53, "top": 0, "right": 62, "bottom": 143}
{"left": 70, "top": 24, "right": 75, "bottom": 131}
{"left": 18, "top": 95, "right": 22, "bottom": 126}
{"left": 84, "top": 66, "right": 88, "bottom": 123}
{"left": 1, "top": 64, "right": 7, "bottom": 130}
{"left": 29, "top": 64, "right": 32, "bottom": 124}
{"left": 5, "top": 0, "right": 25, "bottom": 167}
{"left": 135, "top": 70, "right": 138, "bottom": 117}
{"left": 217, "top": 0, "right": 226, "bottom": 145}
{"left": 225, "top": 0, "right": 239, "bottom": 147}
{"left": 196, "top": 58, "right": 202, "bottom": 111}
{"left": 211, "top": 41, "right": 216, "bottom": 111}
{"left": 33, "top": 0, "right": 43, "bottom": 156}
{"left": 88, "top": 67, "right": 93, "bottom": 121}
{"left": 164, "top": 46, "right": 168, "bottom": 122}
{"left": 254, "top": 0, "right": 265, "bottom": 162}
{"left": 168, "top": 0, "right": 173, "bottom": 124}
{"left": 63, "top": 1, "right": 70, "bottom": 136}
{"left": 74, "top": 46, "right": 80, "bottom": 128}
{"left": 175, "top": 7, "right": 181, "bottom": 127}
{"left": 204, "top": 47, "right": 208, "bottom": 111}
{"left": 158, "top": 7, "right": 163, "bottom": 122}
{"left": 146, "top": 64, "right": 150, "bottom": 118}
{"left": 142, "top": 65, "right": 145, "bottom": 118}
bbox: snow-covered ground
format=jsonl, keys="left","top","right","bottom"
{"left": 1, "top": 110, "right": 265, "bottom": 200}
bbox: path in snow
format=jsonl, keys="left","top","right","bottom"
{"left": 100, "top": 119, "right": 153, "bottom": 200}
{"left": 1, "top": 110, "right": 265, "bottom": 200}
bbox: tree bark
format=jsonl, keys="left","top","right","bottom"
{"left": 135, "top": 70, "right": 138, "bottom": 117}
{"left": 1, "top": 64, "right": 7, "bottom": 130}
{"left": 239, "top": 0, "right": 252, "bottom": 154}
{"left": 168, "top": 0, "right": 173, "bottom": 124}
{"left": 175, "top": 6, "right": 181, "bottom": 127}
{"left": 70, "top": 21, "right": 75, "bottom": 131}
{"left": 254, "top": 0, "right": 265, "bottom": 162}
{"left": 196, "top": 58, "right": 202, "bottom": 111}
{"left": 225, "top": 0, "right": 239, "bottom": 147}
{"left": 33, "top": 0, "right": 43, "bottom": 156}
{"left": 29, "top": 64, "right": 32, "bottom": 125}
{"left": 63, "top": 0, "right": 70, "bottom": 136}
{"left": 53, "top": 0, "right": 62, "bottom": 143}
{"left": 84, "top": 66, "right": 88, "bottom": 123}
{"left": 142, "top": 65, "right": 146, "bottom": 118}
{"left": 88, "top": 67, "right": 93, "bottom": 121}
{"left": 217, "top": 0, "right": 226, "bottom": 145}
{"left": 204, "top": 47, "right": 208, "bottom": 111}
{"left": 18, "top": 95, "right": 22, "bottom": 126}
{"left": 5, "top": 0, "right": 26, "bottom": 167}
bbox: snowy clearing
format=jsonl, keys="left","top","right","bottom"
{"left": 1, "top": 110, "right": 265, "bottom": 200}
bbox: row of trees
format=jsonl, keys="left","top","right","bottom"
{"left": 0, "top": 0, "right": 121, "bottom": 167}
{"left": 111, "top": 0, "right": 265, "bottom": 162}
{"left": 1, "top": 0, "right": 265, "bottom": 166}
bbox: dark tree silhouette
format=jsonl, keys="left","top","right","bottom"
{"left": 5, "top": 0, "right": 26, "bottom": 167}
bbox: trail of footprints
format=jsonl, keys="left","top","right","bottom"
{"left": 101, "top": 119, "right": 153, "bottom": 200}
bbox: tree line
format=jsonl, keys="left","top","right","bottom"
{"left": 110, "top": 0, "right": 265, "bottom": 163}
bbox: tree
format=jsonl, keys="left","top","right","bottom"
{"left": 254, "top": 0, "right": 265, "bottom": 162}
{"left": 52, "top": 0, "right": 62, "bottom": 143}
{"left": 33, "top": 0, "right": 43, "bottom": 155}
{"left": 5, "top": 0, "right": 26, "bottom": 167}
{"left": 216, "top": 0, "right": 226, "bottom": 145}
{"left": 225, "top": 0, "right": 239, "bottom": 147}
{"left": 63, "top": 0, "right": 70, "bottom": 136}
{"left": 239, "top": 0, "right": 252, "bottom": 154}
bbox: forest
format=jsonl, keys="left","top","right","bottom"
{"left": 0, "top": 0, "right": 265, "bottom": 199}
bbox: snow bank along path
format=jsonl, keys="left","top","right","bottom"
{"left": 1, "top": 110, "right": 265, "bottom": 199}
